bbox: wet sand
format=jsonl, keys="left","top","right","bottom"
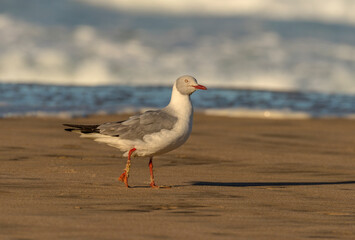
{"left": 1, "top": 114, "right": 355, "bottom": 239}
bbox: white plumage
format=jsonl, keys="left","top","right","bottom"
{"left": 64, "top": 75, "right": 207, "bottom": 188}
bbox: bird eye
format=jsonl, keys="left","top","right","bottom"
{"left": 184, "top": 79, "right": 188, "bottom": 83}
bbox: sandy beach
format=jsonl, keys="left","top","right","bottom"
{"left": 1, "top": 114, "right": 354, "bottom": 239}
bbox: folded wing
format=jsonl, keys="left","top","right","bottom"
{"left": 98, "top": 110, "right": 178, "bottom": 140}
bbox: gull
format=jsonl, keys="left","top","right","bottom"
{"left": 64, "top": 75, "right": 207, "bottom": 188}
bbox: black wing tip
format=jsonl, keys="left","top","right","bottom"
{"left": 64, "top": 128, "right": 75, "bottom": 132}
{"left": 63, "top": 123, "right": 100, "bottom": 133}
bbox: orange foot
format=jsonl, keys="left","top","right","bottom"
{"left": 150, "top": 182, "right": 160, "bottom": 189}
{"left": 118, "top": 171, "right": 126, "bottom": 182}
{"left": 118, "top": 171, "right": 129, "bottom": 188}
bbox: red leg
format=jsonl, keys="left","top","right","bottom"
{"left": 149, "top": 157, "right": 159, "bottom": 188}
{"left": 118, "top": 148, "right": 136, "bottom": 188}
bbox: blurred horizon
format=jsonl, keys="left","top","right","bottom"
{"left": 1, "top": 0, "right": 355, "bottom": 94}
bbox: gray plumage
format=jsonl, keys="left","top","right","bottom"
{"left": 64, "top": 110, "right": 178, "bottom": 140}
{"left": 98, "top": 110, "right": 177, "bottom": 140}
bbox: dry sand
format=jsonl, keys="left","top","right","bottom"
{"left": 1, "top": 114, "right": 355, "bottom": 239}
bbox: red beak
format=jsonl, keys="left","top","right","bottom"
{"left": 193, "top": 84, "right": 207, "bottom": 90}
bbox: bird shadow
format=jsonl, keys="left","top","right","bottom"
{"left": 190, "top": 180, "right": 355, "bottom": 187}
{"left": 128, "top": 184, "right": 185, "bottom": 189}
{"left": 123, "top": 181, "right": 355, "bottom": 189}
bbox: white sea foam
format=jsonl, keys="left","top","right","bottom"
{"left": 1, "top": 1, "right": 355, "bottom": 94}
{"left": 345, "top": 114, "right": 355, "bottom": 119}
{"left": 78, "top": 0, "right": 355, "bottom": 25}
{"left": 4, "top": 108, "right": 354, "bottom": 120}
{"left": 3, "top": 111, "right": 78, "bottom": 119}
{"left": 202, "top": 108, "right": 311, "bottom": 120}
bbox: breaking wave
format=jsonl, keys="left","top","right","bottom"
{"left": 1, "top": 1, "right": 355, "bottom": 94}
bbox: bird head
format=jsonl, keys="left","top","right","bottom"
{"left": 175, "top": 75, "right": 207, "bottom": 95}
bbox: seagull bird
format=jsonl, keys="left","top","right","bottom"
{"left": 64, "top": 75, "right": 207, "bottom": 188}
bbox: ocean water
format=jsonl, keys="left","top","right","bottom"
{"left": 1, "top": 1, "right": 355, "bottom": 93}
{"left": 1, "top": 83, "right": 354, "bottom": 119}
{"left": 1, "top": 1, "right": 355, "bottom": 118}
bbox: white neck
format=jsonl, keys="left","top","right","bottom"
{"left": 166, "top": 83, "right": 193, "bottom": 118}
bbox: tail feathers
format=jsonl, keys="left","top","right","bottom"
{"left": 63, "top": 124, "right": 100, "bottom": 134}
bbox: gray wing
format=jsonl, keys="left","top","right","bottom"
{"left": 98, "top": 110, "right": 178, "bottom": 140}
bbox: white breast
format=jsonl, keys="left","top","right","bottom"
{"left": 135, "top": 84, "right": 194, "bottom": 156}
{"left": 92, "top": 83, "right": 194, "bottom": 157}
